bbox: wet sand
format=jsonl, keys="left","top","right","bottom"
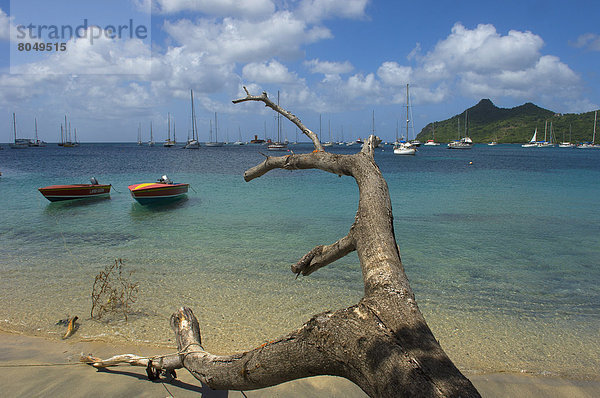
{"left": 1, "top": 332, "right": 599, "bottom": 397}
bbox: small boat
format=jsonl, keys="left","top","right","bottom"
{"left": 393, "top": 142, "right": 416, "bottom": 155}
{"left": 250, "top": 135, "right": 265, "bottom": 144}
{"left": 423, "top": 123, "right": 440, "bottom": 146}
{"left": 448, "top": 137, "right": 473, "bottom": 149}
{"left": 38, "top": 177, "right": 111, "bottom": 202}
{"left": 128, "top": 175, "right": 189, "bottom": 205}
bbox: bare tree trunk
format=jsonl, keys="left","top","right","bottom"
{"left": 84, "top": 88, "right": 481, "bottom": 398}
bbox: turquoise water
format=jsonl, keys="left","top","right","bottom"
{"left": 0, "top": 143, "right": 599, "bottom": 379}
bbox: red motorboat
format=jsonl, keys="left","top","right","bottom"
{"left": 38, "top": 178, "right": 111, "bottom": 202}
{"left": 128, "top": 175, "right": 189, "bottom": 205}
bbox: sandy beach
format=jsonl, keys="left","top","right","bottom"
{"left": 1, "top": 332, "right": 599, "bottom": 398}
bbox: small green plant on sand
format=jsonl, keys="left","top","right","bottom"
{"left": 91, "top": 259, "right": 139, "bottom": 321}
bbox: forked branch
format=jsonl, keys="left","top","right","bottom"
{"left": 84, "top": 89, "right": 481, "bottom": 398}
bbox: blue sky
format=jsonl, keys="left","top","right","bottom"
{"left": 1, "top": 0, "right": 599, "bottom": 143}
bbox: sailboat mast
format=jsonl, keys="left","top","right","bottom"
{"left": 319, "top": 113, "right": 322, "bottom": 141}
{"left": 168, "top": 112, "right": 171, "bottom": 140}
{"left": 277, "top": 91, "right": 281, "bottom": 142}
{"left": 406, "top": 84, "right": 410, "bottom": 141}
{"left": 215, "top": 112, "right": 218, "bottom": 142}
{"left": 190, "top": 89, "right": 195, "bottom": 140}
{"left": 372, "top": 109, "right": 375, "bottom": 135}
{"left": 35, "top": 118, "right": 38, "bottom": 140}
{"left": 13, "top": 112, "right": 16, "bottom": 142}
{"left": 594, "top": 110, "right": 597, "bottom": 145}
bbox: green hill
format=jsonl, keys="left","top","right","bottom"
{"left": 416, "top": 99, "right": 598, "bottom": 143}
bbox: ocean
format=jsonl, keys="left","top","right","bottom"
{"left": 0, "top": 142, "right": 598, "bottom": 379}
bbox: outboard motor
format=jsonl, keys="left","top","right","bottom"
{"left": 158, "top": 175, "right": 172, "bottom": 184}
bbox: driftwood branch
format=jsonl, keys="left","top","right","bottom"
{"left": 85, "top": 90, "right": 481, "bottom": 398}
{"left": 292, "top": 232, "right": 356, "bottom": 276}
{"left": 233, "top": 87, "right": 324, "bottom": 151}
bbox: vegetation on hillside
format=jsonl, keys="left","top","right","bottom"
{"left": 416, "top": 99, "right": 598, "bottom": 143}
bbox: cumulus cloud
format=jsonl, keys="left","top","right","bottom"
{"left": 304, "top": 59, "right": 353, "bottom": 75}
{"left": 154, "top": 0, "right": 275, "bottom": 19}
{"left": 377, "top": 62, "right": 412, "bottom": 86}
{"left": 296, "top": 0, "right": 369, "bottom": 23}
{"left": 242, "top": 59, "right": 297, "bottom": 83}
{"left": 402, "top": 23, "right": 581, "bottom": 102}
{"left": 422, "top": 23, "right": 543, "bottom": 75}
{"left": 164, "top": 12, "right": 331, "bottom": 64}
{"left": 571, "top": 33, "right": 600, "bottom": 51}
{"left": 10, "top": 28, "right": 151, "bottom": 75}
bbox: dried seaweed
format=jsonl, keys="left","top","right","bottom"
{"left": 91, "top": 259, "right": 139, "bottom": 321}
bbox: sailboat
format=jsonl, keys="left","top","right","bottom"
{"left": 522, "top": 127, "right": 538, "bottom": 147}
{"left": 536, "top": 120, "right": 554, "bottom": 147}
{"left": 147, "top": 122, "right": 155, "bottom": 146}
{"left": 205, "top": 113, "right": 224, "bottom": 147}
{"left": 29, "top": 118, "right": 46, "bottom": 147}
{"left": 62, "top": 116, "right": 76, "bottom": 147}
{"left": 137, "top": 123, "right": 143, "bottom": 145}
{"left": 184, "top": 89, "right": 200, "bottom": 149}
{"left": 267, "top": 91, "right": 288, "bottom": 151}
{"left": 323, "top": 117, "right": 334, "bottom": 146}
{"left": 577, "top": 110, "right": 598, "bottom": 148}
{"left": 163, "top": 113, "right": 176, "bottom": 147}
{"left": 9, "top": 113, "right": 29, "bottom": 149}
{"left": 232, "top": 127, "right": 245, "bottom": 145}
{"left": 423, "top": 122, "right": 440, "bottom": 146}
{"left": 558, "top": 124, "right": 575, "bottom": 148}
{"left": 394, "top": 84, "right": 416, "bottom": 155}
{"left": 448, "top": 110, "right": 473, "bottom": 149}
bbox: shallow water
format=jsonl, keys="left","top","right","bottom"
{"left": 0, "top": 143, "right": 598, "bottom": 379}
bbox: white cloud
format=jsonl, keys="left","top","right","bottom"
{"left": 304, "top": 59, "right": 353, "bottom": 75}
{"left": 150, "top": 45, "right": 239, "bottom": 96}
{"left": 154, "top": 0, "right": 275, "bottom": 19}
{"left": 423, "top": 23, "right": 543, "bottom": 75}
{"left": 11, "top": 29, "right": 151, "bottom": 75}
{"left": 377, "top": 62, "right": 412, "bottom": 86}
{"left": 242, "top": 60, "right": 297, "bottom": 84}
{"left": 296, "top": 0, "right": 369, "bottom": 23}
{"left": 164, "top": 12, "right": 331, "bottom": 64}
{"left": 571, "top": 33, "right": 600, "bottom": 51}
